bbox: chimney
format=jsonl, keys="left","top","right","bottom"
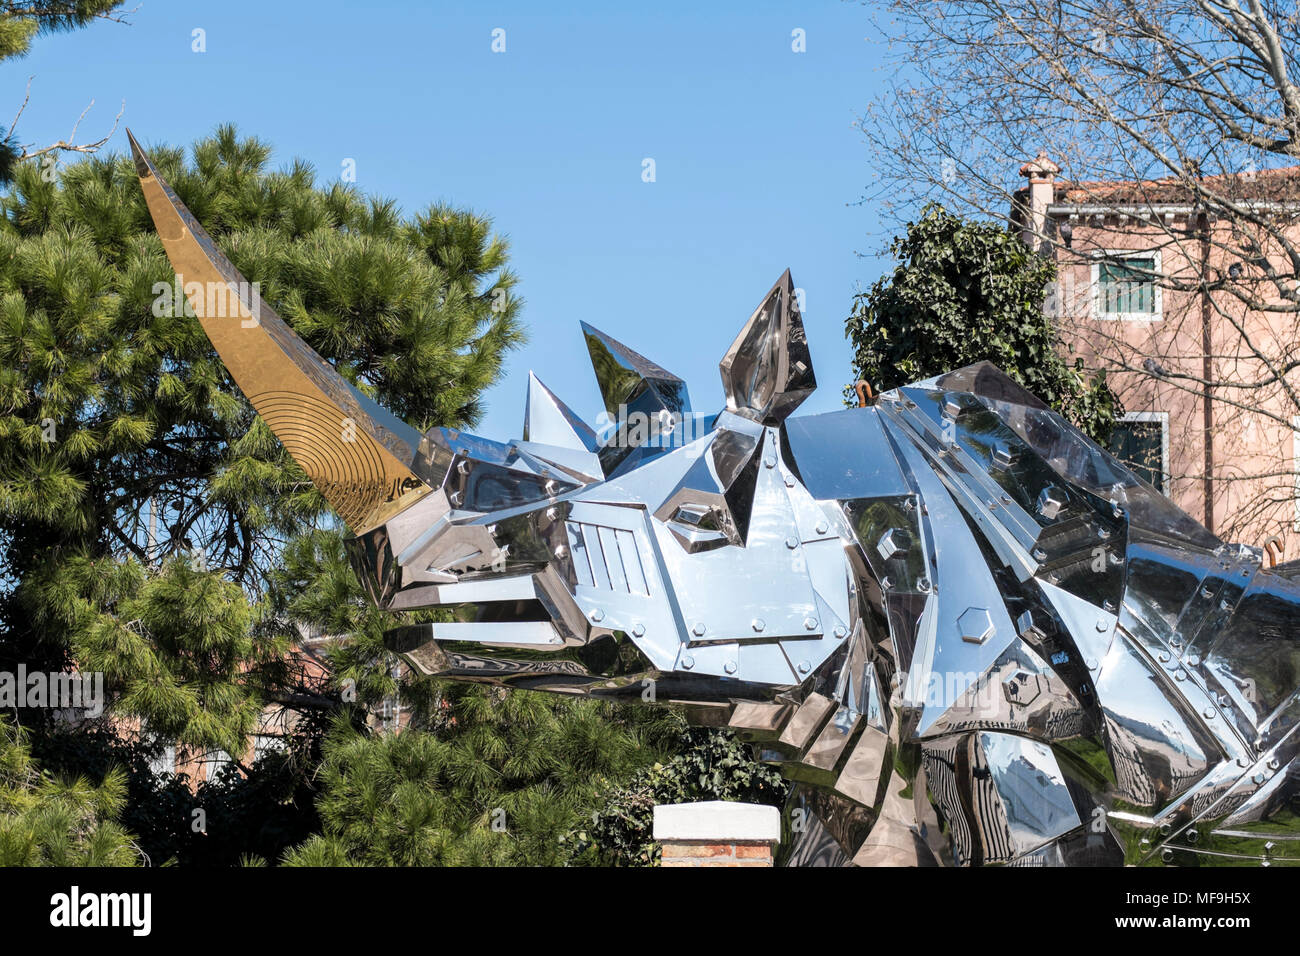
{"left": 1019, "top": 150, "right": 1060, "bottom": 252}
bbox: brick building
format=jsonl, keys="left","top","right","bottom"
{"left": 1014, "top": 152, "right": 1300, "bottom": 556}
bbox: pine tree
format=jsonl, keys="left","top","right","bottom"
{"left": 281, "top": 698, "right": 684, "bottom": 867}
{"left": 0, "top": 716, "right": 138, "bottom": 865}
{"left": 0, "top": 125, "right": 523, "bottom": 752}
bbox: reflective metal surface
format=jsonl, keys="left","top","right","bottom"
{"left": 135, "top": 137, "right": 1300, "bottom": 867}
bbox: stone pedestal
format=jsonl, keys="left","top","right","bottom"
{"left": 652, "top": 801, "right": 780, "bottom": 867}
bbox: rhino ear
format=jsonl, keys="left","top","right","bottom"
{"left": 523, "top": 372, "right": 599, "bottom": 453}
{"left": 128, "top": 130, "right": 431, "bottom": 532}
{"left": 719, "top": 269, "right": 816, "bottom": 423}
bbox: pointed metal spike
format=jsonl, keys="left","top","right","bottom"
{"left": 524, "top": 372, "right": 599, "bottom": 453}
{"left": 130, "top": 134, "right": 431, "bottom": 532}
{"left": 719, "top": 269, "right": 816, "bottom": 423}
{"left": 580, "top": 321, "right": 691, "bottom": 423}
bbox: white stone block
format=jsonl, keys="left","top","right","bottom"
{"left": 652, "top": 801, "right": 780, "bottom": 843}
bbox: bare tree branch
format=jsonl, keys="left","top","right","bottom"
{"left": 857, "top": 0, "right": 1300, "bottom": 546}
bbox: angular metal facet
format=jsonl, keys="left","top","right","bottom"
{"left": 581, "top": 320, "right": 690, "bottom": 426}
{"left": 523, "top": 372, "right": 600, "bottom": 454}
{"left": 719, "top": 269, "right": 816, "bottom": 424}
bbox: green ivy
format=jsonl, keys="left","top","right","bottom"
{"left": 845, "top": 203, "right": 1119, "bottom": 443}
{"left": 566, "top": 727, "right": 789, "bottom": 866}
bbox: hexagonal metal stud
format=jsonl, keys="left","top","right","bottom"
{"left": 1036, "top": 485, "right": 1069, "bottom": 520}
{"left": 876, "top": 528, "right": 912, "bottom": 562}
{"left": 992, "top": 441, "right": 1018, "bottom": 470}
{"left": 1016, "top": 609, "right": 1047, "bottom": 640}
{"left": 957, "top": 606, "right": 995, "bottom": 645}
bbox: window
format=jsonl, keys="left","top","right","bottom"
{"left": 200, "top": 749, "right": 232, "bottom": 779}
{"left": 253, "top": 735, "right": 285, "bottom": 763}
{"left": 149, "top": 744, "right": 176, "bottom": 779}
{"left": 1109, "top": 412, "right": 1168, "bottom": 493}
{"left": 1092, "top": 252, "right": 1161, "bottom": 320}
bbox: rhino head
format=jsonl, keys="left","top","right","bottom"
{"left": 132, "top": 130, "right": 1300, "bottom": 867}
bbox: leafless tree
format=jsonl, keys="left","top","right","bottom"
{"left": 858, "top": 0, "right": 1300, "bottom": 548}
{"left": 1, "top": 2, "right": 134, "bottom": 173}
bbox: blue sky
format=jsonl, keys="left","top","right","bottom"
{"left": 8, "top": 0, "right": 896, "bottom": 440}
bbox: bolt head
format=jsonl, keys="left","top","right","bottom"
{"left": 724, "top": 660, "right": 737, "bottom": 675}
{"left": 957, "top": 606, "right": 995, "bottom": 645}
{"left": 876, "top": 528, "right": 912, "bottom": 561}
{"left": 692, "top": 622, "right": 706, "bottom": 637}
{"left": 681, "top": 655, "right": 695, "bottom": 670}
{"left": 1016, "top": 609, "right": 1046, "bottom": 639}
{"left": 1036, "top": 485, "right": 1069, "bottom": 520}
{"left": 632, "top": 623, "right": 645, "bottom": 637}
{"left": 751, "top": 618, "right": 765, "bottom": 633}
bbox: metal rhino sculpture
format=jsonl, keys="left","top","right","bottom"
{"left": 130, "top": 131, "right": 1300, "bottom": 867}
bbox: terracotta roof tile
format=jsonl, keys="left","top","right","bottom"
{"left": 1054, "top": 165, "right": 1300, "bottom": 205}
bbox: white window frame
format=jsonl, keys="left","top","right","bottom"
{"left": 201, "top": 749, "right": 232, "bottom": 778}
{"left": 1118, "top": 411, "right": 1169, "bottom": 494}
{"left": 1091, "top": 250, "right": 1163, "bottom": 321}
{"left": 149, "top": 744, "right": 176, "bottom": 779}
{"left": 253, "top": 735, "right": 286, "bottom": 761}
